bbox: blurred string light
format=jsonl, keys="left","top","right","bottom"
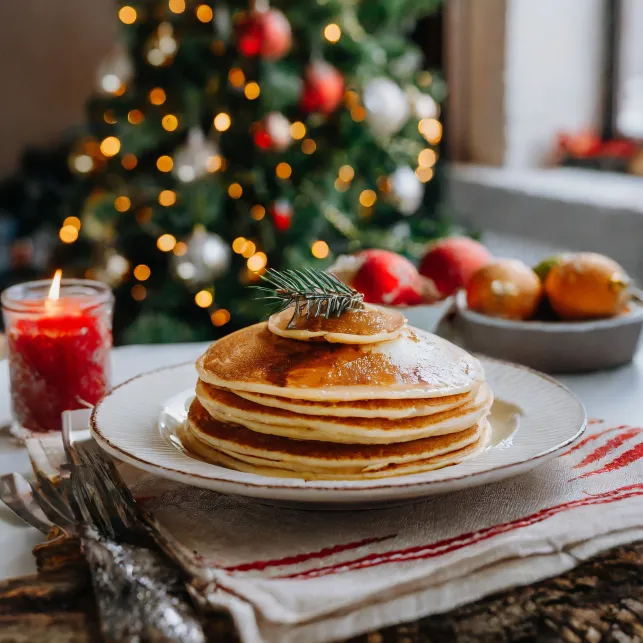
{"left": 118, "top": 6, "right": 137, "bottom": 23}
{"left": 59, "top": 225, "right": 79, "bottom": 244}
{"left": 149, "top": 88, "right": 166, "bottom": 105}
{"left": 311, "top": 240, "right": 329, "bottom": 259}
{"left": 228, "top": 68, "right": 245, "bottom": 87}
{"left": 63, "top": 216, "right": 81, "bottom": 230}
{"left": 247, "top": 252, "right": 267, "bottom": 272}
{"left": 228, "top": 183, "right": 243, "bottom": 198}
{"left": 195, "top": 290, "right": 213, "bottom": 308}
{"left": 104, "top": 110, "right": 117, "bottom": 124}
{"left": 162, "top": 114, "right": 179, "bottom": 131}
{"left": 241, "top": 240, "right": 256, "bottom": 258}
{"left": 301, "top": 139, "right": 316, "bottom": 154}
{"left": 114, "top": 196, "right": 131, "bottom": 212}
{"left": 323, "top": 23, "right": 341, "bottom": 43}
{"left": 415, "top": 167, "right": 434, "bottom": 183}
{"left": 73, "top": 155, "right": 93, "bottom": 173}
{"left": 158, "top": 190, "right": 177, "bottom": 206}
{"left": 418, "top": 118, "right": 442, "bottom": 145}
{"left": 244, "top": 82, "right": 260, "bottom": 100}
{"left": 131, "top": 284, "right": 146, "bottom": 301}
{"left": 169, "top": 0, "right": 185, "bottom": 13}
{"left": 250, "top": 205, "right": 265, "bottom": 220}
{"left": 338, "top": 165, "right": 354, "bottom": 181}
{"left": 136, "top": 207, "right": 152, "bottom": 224}
{"left": 157, "top": 233, "right": 177, "bottom": 251}
{"left": 351, "top": 106, "right": 366, "bottom": 122}
{"left": 232, "top": 237, "right": 245, "bottom": 253}
{"left": 207, "top": 155, "right": 223, "bottom": 172}
{"left": 290, "top": 121, "right": 306, "bottom": 139}
{"left": 100, "top": 136, "right": 120, "bottom": 157}
{"left": 147, "top": 23, "right": 177, "bottom": 67}
{"left": 128, "top": 109, "right": 144, "bottom": 124}
{"left": 418, "top": 148, "right": 437, "bottom": 168}
{"left": 359, "top": 189, "right": 376, "bottom": 207}
{"left": 173, "top": 241, "right": 188, "bottom": 256}
{"left": 122, "top": 154, "right": 137, "bottom": 170}
{"left": 211, "top": 308, "right": 230, "bottom": 326}
{"left": 196, "top": 4, "right": 213, "bottom": 21}
{"left": 276, "top": 162, "right": 292, "bottom": 179}
{"left": 334, "top": 178, "right": 349, "bottom": 192}
{"left": 134, "top": 264, "right": 151, "bottom": 281}
{"left": 417, "top": 71, "right": 432, "bottom": 87}
{"left": 213, "top": 112, "right": 231, "bottom": 131}
{"left": 156, "top": 155, "right": 174, "bottom": 172}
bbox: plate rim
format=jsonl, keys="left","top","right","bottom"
{"left": 90, "top": 357, "right": 587, "bottom": 492}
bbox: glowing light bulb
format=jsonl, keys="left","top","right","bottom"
{"left": 359, "top": 189, "right": 377, "bottom": 207}
{"left": 162, "top": 114, "right": 178, "bottom": 131}
{"left": 338, "top": 165, "right": 354, "bottom": 181}
{"left": 133, "top": 264, "right": 151, "bottom": 281}
{"left": 244, "top": 82, "right": 260, "bottom": 100}
{"left": 196, "top": 4, "right": 213, "bottom": 22}
{"left": 324, "top": 23, "right": 341, "bottom": 42}
{"left": 131, "top": 284, "right": 146, "bottom": 301}
{"left": 59, "top": 226, "right": 78, "bottom": 243}
{"left": 311, "top": 240, "right": 330, "bottom": 259}
{"left": 156, "top": 155, "right": 174, "bottom": 172}
{"left": 247, "top": 252, "right": 267, "bottom": 271}
{"left": 114, "top": 196, "right": 131, "bottom": 212}
{"left": 276, "top": 162, "right": 292, "bottom": 179}
{"left": 119, "top": 6, "right": 137, "bottom": 23}
{"left": 250, "top": 205, "right": 265, "bottom": 220}
{"left": 127, "top": 109, "right": 144, "bottom": 124}
{"left": 301, "top": 139, "right": 316, "bottom": 154}
{"left": 214, "top": 112, "right": 231, "bottom": 131}
{"left": 121, "top": 154, "right": 137, "bottom": 170}
{"left": 149, "top": 88, "right": 166, "bottom": 105}
{"left": 195, "top": 290, "right": 213, "bottom": 308}
{"left": 290, "top": 121, "right": 306, "bottom": 140}
{"left": 211, "top": 308, "right": 231, "bottom": 326}
{"left": 63, "top": 216, "right": 81, "bottom": 230}
{"left": 228, "top": 183, "right": 243, "bottom": 199}
{"left": 100, "top": 136, "right": 120, "bottom": 157}
{"left": 228, "top": 68, "right": 245, "bottom": 87}
{"left": 157, "top": 233, "right": 177, "bottom": 251}
{"left": 169, "top": 0, "right": 185, "bottom": 13}
{"left": 158, "top": 190, "right": 177, "bottom": 206}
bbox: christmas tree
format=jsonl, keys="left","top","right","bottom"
{"left": 8, "top": 0, "right": 447, "bottom": 343}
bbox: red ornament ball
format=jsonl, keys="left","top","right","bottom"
{"left": 300, "top": 61, "right": 344, "bottom": 114}
{"left": 270, "top": 199, "right": 293, "bottom": 232}
{"left": 236, "top": 9, "right": 291, "bottom": 61}
{"left": 351, "top": 249, "right": 424, "bottom": 306}
{"left": 419, "top": 236, "right": 492, "bottom": 297}
{"left": 254, "top": 112, "right": 291, "bottom": 151}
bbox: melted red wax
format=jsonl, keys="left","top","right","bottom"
{"left": 8, "top": 312, "right": 111, "bottom": 433}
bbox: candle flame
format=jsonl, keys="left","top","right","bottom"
{"left": 48, "top": 269, "right": 62, "bottom": 301}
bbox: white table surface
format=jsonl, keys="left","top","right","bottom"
{"left": 1, "top": 341, "right": 642, "bottom": 581}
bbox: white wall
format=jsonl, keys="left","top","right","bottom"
{"left": 617, "top": 0, "right": 643, "bottom": 138}
{"left": 504, "top": 0, "right": 605, "bottom": 168}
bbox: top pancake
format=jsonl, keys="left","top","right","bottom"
{"left": 268, "top": 304, "right": 406, "bottom": 344}
{"left": 197, "top": 322, "right": 483, "bottom": 401}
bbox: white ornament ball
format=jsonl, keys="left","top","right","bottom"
{"left": 389, "top": 166, "right": 424, "bottom": 215}
{"left": 265, "top": 112, "right": 292, "bottom": 151}
{"left": 173, "top": 129, "right": 219, "bottom": 183}
{"left": 362, "top": 77, "right": 409, "bottom": 137}
{"left": 96, "top": 43, "right": 134, "bottom": 95}
{"left": 410, "top": 92, "right": 439, "bottom": 120}
{"left": 172, "top": 227, "right": 231, "bottom": 284}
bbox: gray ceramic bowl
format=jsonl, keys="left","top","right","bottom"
{"left": 442, "top": 291, "right": 643, "bottom": 374}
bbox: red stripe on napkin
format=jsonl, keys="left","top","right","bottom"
{"left": 562, "top": 425, "right": 628, "bottom": 456}
{"left": 277, "top": 485, "right": 643, "bottom": 579}
{"left": 224, "top": 534, "right": 397, "bottom": 572}
{"left": 572, "top": 427, "right": 643, "bottom": 469}
{"left": 573, "top": 442, "right": 643, "bottom": 480}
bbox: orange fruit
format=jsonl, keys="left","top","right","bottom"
{"left": 545, "top": 252, "right": 630, "bottom": 320}
{"left": 467, "top": 259, "right": 542, "bottom": 320}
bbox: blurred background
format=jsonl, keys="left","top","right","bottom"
{"left": 0, "top": 0, "right": 641, "bottom": 343}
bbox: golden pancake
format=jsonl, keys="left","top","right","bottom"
{"left": 197, "top": 323, "right": 483, "bottom": 401}
{"left": 196, "top": 380, "right": 493, "bottom": 444}
{"left": 232, "top": 387, "right": 478, "bottom": 419}
{"left": 268, "top": 304, "right": 406, "bottom": 344}
{"left": 179, "top": 406, "right": 491, "bottom": 480}
{"left": 187, "top": 398, "right": 483, "bottom": 468}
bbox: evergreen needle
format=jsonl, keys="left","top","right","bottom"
{"left": 255, "top": 268, "right": 364, "bottom": 328}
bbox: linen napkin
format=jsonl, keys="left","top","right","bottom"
{"left": 29, "top": 416, "right": 643, "bottom": 643}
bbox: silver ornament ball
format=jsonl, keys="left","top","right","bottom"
{"left": 362, "top": 77, "right": 409, "bottom": 137}
{"left": 388, "top": 166, "right": 424, "bottom": 216}
{"left": 172, "top": 227, "right": 231, "bottom": 284}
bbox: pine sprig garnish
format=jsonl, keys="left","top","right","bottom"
{"left": 256, "top": 268, "right": 364, "bottom": 328}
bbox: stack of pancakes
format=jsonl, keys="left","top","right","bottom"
{"left": 183, "top": 305, "right": 493, "bottom": 480}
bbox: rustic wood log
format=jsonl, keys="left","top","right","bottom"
{"left": 0, "top": 538, "right": 641, "bottom": 642}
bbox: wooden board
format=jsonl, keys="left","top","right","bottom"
{"left": 1, "top": 536, "right": 641, "bottom": 642}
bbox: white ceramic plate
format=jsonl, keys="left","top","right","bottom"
{"left": 90, "top": 359, "right": 586, "bottom": 507}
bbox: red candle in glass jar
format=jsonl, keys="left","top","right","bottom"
{"left": 2, "top": 271, "right": 113, "bottom": 436}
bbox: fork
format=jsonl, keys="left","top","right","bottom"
{"left": 0, "top": 422, "right": 206, "bottom": 643}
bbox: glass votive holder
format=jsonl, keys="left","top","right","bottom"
{"left": 1, "top": 276, "right": 113, "bottom": 438}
